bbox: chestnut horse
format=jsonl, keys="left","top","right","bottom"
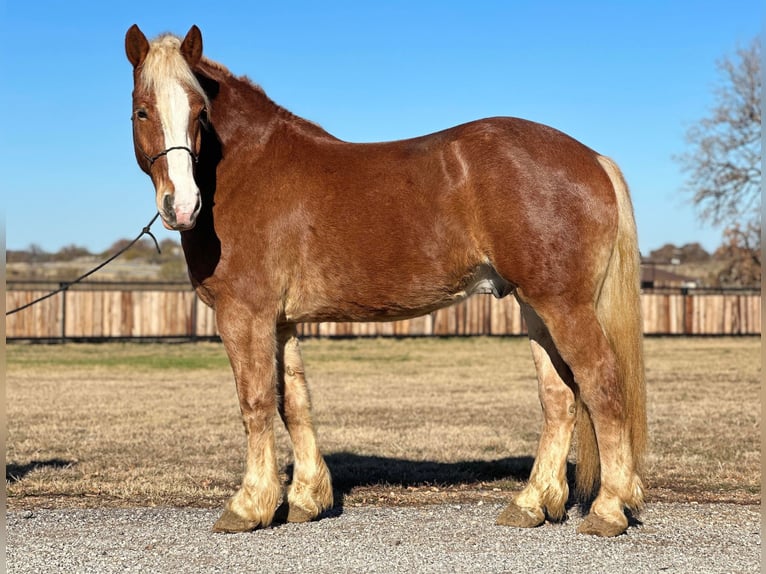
{"left": 125, "top": 25, "right": 646, "bottom": 537}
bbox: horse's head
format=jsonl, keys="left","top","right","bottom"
{"left": 125, "top": 25, "right": 209, "bottom": 231}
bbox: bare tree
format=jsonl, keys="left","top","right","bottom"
{"left": 676, "top": 38, "right": 761, "bottom": 231}
{"left": 713, "top": 222, "right": 761, "bottom": 287}
{"left": 675, "top": 38, "right": 761, "bottom": 286}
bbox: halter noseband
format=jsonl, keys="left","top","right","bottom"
{"left": 141, "top": 145, "right": 199, "bottom": 166}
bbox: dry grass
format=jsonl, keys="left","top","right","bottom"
{"left": 6, "top": 336, "right": 760, "bottom": 511}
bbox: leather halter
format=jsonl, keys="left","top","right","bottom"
{"left": 140, "top": 145, "right": 199, "bottom": 166}
{"left": 131, "top": 109, "right": 205, "bottom": 167}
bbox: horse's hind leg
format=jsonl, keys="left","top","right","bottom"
{"left": 497, "top": 302, "right": 576, "bottom": 528}
{"left": 534, "top": 299, "right": 640, "bottom": 537}
{"left": 276, "top": 325, "right": 333, "bottom": 522}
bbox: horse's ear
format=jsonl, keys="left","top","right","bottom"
{"left": 181, "top": 25, "right": 203, "bottom": 68}
{"left": 125, "top": 24, "right": 150, "bottom": 68}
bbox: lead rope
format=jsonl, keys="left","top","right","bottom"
{"left": 6, "top": 212, "right": 162, "bottom": 316}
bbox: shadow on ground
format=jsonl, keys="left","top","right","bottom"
{"left": 6, "top": 459, "right": 76, "bottom": 483}
{"left": 279, "top": 453, "right": 580, "bottom": 522}
{"left": 326, "top": 452, "right": 536, "bottom": 492}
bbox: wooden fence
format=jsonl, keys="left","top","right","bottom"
{"left": 5, "top": 283, "right": 760, "bottom": 340}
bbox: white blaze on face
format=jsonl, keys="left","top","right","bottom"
{"left": 156, "top": 79, "right": 200, "bottom": 228}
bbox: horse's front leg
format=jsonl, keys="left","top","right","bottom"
{"left": 213, "top": 304, "right": 282, "bottom": 533}
{"left": 276, "top": 325, "right": 333, "bottom": 522}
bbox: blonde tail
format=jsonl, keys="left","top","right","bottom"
{"left": 575, "top": 155, "right": 647, "bottom": 510}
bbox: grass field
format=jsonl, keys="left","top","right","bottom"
{"left": 6, "top": 336, "right": 760, "bottom": 510}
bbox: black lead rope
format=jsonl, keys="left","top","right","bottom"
{"left": 6, "top": 212, "right": 162, "bottom": 316}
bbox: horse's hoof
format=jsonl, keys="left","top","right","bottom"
{"left": 212, "top": 508, "right": 260, "bottom": 533}
{"left": 495, "top": 502, "right": 545, "bottom": 528}
{"left": 577, "top": 512, "right": 628, "bottom": 537}
{"left": 286, "top": 505, "right": 314, "bottom": 523}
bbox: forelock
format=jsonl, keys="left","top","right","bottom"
{"left": 139, "top": 33, "right": 209, "bottom": 106}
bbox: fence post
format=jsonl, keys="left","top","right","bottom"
{"left": 681, "top": 287, "right": 689, "bottom": 335}
{"left": 59, "top": 283, "right": 69, "bottom": 342}
{"left": 191, "top": 291, "right": 198, "bottom": 341}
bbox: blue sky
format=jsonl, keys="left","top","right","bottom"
{"left": 1, "top": 1, "right": 759, "bottom": 255}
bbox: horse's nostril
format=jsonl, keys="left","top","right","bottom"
{"left": 162, "top": 193, "right": 177, "bottom": 226}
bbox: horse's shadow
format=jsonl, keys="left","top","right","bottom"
{"left": 6, "top": 458, "right": 75, "bottom": 483}
{"left": 281, "top": 453, "right": 578, "bottom": 522}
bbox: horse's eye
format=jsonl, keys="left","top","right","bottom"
{"left": 198, "top": 107, "right": 209, "bottom": 127}
{"left": 134, "top": 109, "right": 148, "bottom": 121}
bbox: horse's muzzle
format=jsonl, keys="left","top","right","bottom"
{"left": 161, "top": 192, "right": 200, "bottom": 231}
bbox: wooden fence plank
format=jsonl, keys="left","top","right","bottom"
{"left": 5, "top": 288, "right": 761, "bottom": 339}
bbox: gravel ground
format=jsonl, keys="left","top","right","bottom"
{"left": 6, "top": 502, "right": 761, "bottom": 573}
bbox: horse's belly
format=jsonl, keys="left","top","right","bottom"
{"left": 283, "top": 261, "right": 514, "bottom": 323}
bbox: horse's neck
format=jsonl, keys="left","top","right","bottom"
{"left": 203, "top": 61, "right": 334, "bottom": 146}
